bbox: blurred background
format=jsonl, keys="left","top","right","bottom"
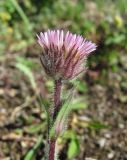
{"left": 0, "top": 0, "right": 127, "bottom": 159}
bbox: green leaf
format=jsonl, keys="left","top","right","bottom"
{"left": 72, "top": 80, "right": 88, "bottom": 93}
{"left": 24, "top": 136, "right": 42, "bottom": 160}
{"left": 15, "top": 62, "right": 36, "bottom": 90}
{"left": 76, "top": 82, "right": 88, "bottom": 93}
{"left": 16, "top": 56, "right": 37, "bottom": 69}
{"left": 24, "top": 123, "right": 46, "bottom": 134}
{"left": 108, "top": 51, "right": 119, "bottom": 65}
{"left": 50, "top": 91, "right": 74, "bottom": 138}
{"left": 71, "top": 98, "right": 88, "bottom": 110}
{"left": 62, "top": 130, "right": 76, "bottom": 140}
{"left": 89, "top": 120, "right": 109, "bottom": 130}
{"left": 105, "top": 34, "right": 125, "bottom": 45}
{"left": 38, "top": 95, "right": 50, "bottom": 120}
{"left": 9, "top": 0, "right": 32, "bottom": 33}
{"left": 38, "top": 96, "right": 49, "bottom": 109}
{"left": 61, "top": 130, "right": 80, "bottom": 159}
{"left": 10, "top": 41, "right": 27, "bottom": 51}
{"left": 46, "top": 80, "right": 54, "bottom": 92}
{"left": 67, "top": 137, "right": 80, "bottom": 159}
{"left": 38, "top": 96, "right": 50, "bottom": 134}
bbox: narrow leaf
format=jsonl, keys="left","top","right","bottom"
{"left": 16, "top": 56, "right": 37, "bottom": 69}
{"left": 16, "top": 62, "right": 36, "bottom": 90}
{"left": 24, "top": 123, "right": 46, "bottom": 134}
{"left": 89, "top": 120, "right": 109, "bottom": 130}
{"left": 67, "top": 138, "right": 80, "bottom": 159}
{"left": 24, "top": 136, "right": 42, "bottom": 160}
{"left": 71, "top": 98, "right": 88, "bottom": 110}
{"left": 50, "top": 90, "right": 74, "bottom": 138}
{"left": 37, "top": 95, "right": 51, "bottom": 138}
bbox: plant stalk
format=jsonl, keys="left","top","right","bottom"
{"left": 48, "top": 79, "right": 62, "bottom": 160}
{"left": 53, "top": 79, "right": 62, "bottom": 119}
{"left": 48, "top": 139, "right": 56, "bottom": 160}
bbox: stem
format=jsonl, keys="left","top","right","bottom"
{"left": 48, "top": 139, "right": 56, "bottom": 160}
{"left": 53, "top": 79, "right": 62, "bottom": 119}
{"left": 48, "top": 79, "right": 62, "bottom": 160}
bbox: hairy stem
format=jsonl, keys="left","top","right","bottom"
{"left": 48, "top": 139, "right": 56, "bottom": 160}
{"left": 53, "top": 79, "right": 62, "bottom": 119}
{"left": 48, "top": 79, "right": 62, "bottom": 160}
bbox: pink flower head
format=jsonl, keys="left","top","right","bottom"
{"left": 37, "top": 30, "right": 96, "bottom": 80}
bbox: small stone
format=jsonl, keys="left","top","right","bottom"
{"left": 0, "top": 108, "right": 6, "bottom": 113}
{"left": 105, "top": 133, "right": 111, "bottom": 139}
{"left": 98, "top": 138, "right": 106, "bottom": 148}
{"left": 119, "top": 123, "right": 124, "bottom": 129}
{"left": 85, "top": 158, "right": 97, "bottom": 160}
{"left": 108, "top": 152, "right": 115, "bottom": 159}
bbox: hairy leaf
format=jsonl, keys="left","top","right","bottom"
{"left": 50, "top": 90, "right": 74, "bottom": 138}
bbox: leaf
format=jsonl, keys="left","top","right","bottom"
{"left": 62, "top": 130, "right": 76, "bottom": 140}
{"left": 72, "top": 79, "right": 88, "bottom": 93}
{"left": 67, "top": 138, "right": 80, "bottom": 159}
{"left": 10, "top": 41, "right": 27, "bottom": 51}
{"left": 24, "top": 123, "right": 46, "bottom": 134}
{"left": 105, "top": 34, "right": 125, "bottom": 45}
{"left": 77, "top": 82, "right": 88, "bottom": 93}
{"left": 108, "top": 51, "right": 119, "bottom": 65}
{"left": 115, "top": 15, "right": 124, "bottom": 28}
{"left": 38, "top": 96, "right": 49, "bottom": 109}
{"left": 37, "top": 95, "right": 50, "bottom": 116}
{"left": 71, "top": 98, "right": 88, "bottom": 110}
{"left": 9, "top": 0, "right": 32, "bottom": 33}
{"left": 50, "top": 90, "right": 74, "bottom": 138}
{"left": 24, "top": 136, "right": 42, "bottom": 160}
{"left": 88, "top": 121, "right": 109, "bottom": 130}
{"left": 16, "top": 56, "right": 37, "bottom": 69}
{"left": 38, "top": 95, "right": 50, "bottom": 134}
{"left": 15, "top": 62, "right": 36, "bottom": 90}
{"left": 76, "top": 81, "right": 88, "bottom": 93}
{"left": 46, "top": 80, "right": 54, "bottom": 92}
{"left": 61, "top": 130, "right": 80, "bottom": 159}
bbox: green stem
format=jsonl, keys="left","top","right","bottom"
{"left": 48, "top": 79, "right": 62, "bottom": 160}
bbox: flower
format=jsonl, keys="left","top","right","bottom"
{"left": 37, "top": 30, "right": 96, "bottom": 80}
